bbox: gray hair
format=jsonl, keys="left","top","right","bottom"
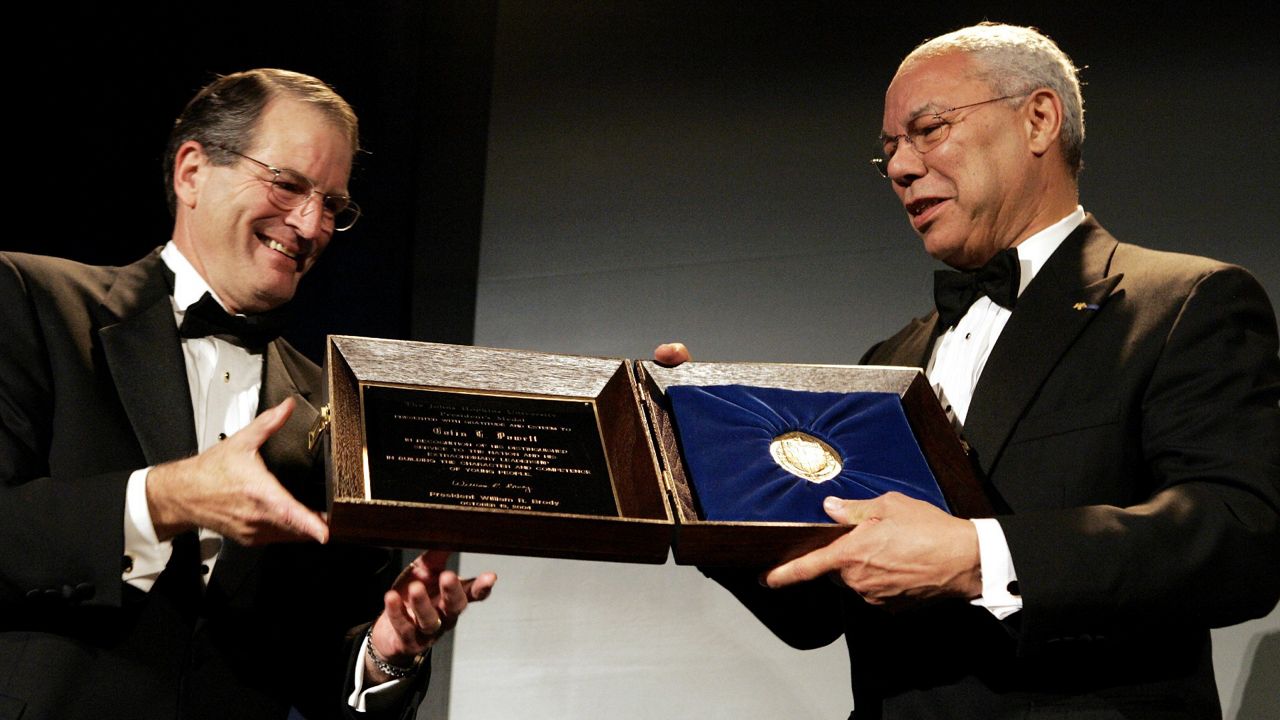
{"left": 162, "top": 68, "right": 360, "bottom": 215}
{"left": 902, "top": 22, "right": 1085, "bottom": 176}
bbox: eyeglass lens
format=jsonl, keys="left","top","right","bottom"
{"left": 266, "top": 169, "right": 360, "bottom": 231}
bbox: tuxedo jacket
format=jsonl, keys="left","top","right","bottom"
{"left": 0, "top": 249, "right": 428, "bottom": 720}
{"left": 712, "top": 217, "right": 1280, "bottom": 719}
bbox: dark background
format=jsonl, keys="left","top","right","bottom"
{"left": 11, "top": 2, "right": 1277, "bottom": 360}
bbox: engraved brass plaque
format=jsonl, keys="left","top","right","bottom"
{"left": 361, "top": 384, "right": 620, "bottom": 517}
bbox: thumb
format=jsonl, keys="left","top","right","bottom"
{"left": 823, "top": 496, "right": 875, "bottom": 525}
{"left": 653, "top": 342, "right": 691, "bottom": 367}
{"left": 238, "top": 397, "right": 295, "bottom": 449}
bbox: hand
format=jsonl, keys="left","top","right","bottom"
{"left": 145, "top": 398, "right": 328, "bottom": 545}
{"left": 765, "top": 492, "right": 982, "bottom": 610}
{"left": 366, "top": 551, "right": 497, "bottom": 682}
{"left": 653, "top": 342, "right": 692, "bottom": 367}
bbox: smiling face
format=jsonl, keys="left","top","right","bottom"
{"left": 171, "top": 97, "right": 353, "bottom": 313}
{"left": 882, "top": 52, "right": 1058, "bottom": 269}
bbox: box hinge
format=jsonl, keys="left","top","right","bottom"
{"left": 307, "top": 404, "right": 332, "bottom": 452}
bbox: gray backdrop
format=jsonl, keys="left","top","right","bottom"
{"left": 451, "top": 3, "right": 1278, "bottom": 718}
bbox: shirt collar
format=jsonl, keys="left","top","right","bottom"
{"left": 160, "top": 242, "right": 233, "bottom": 314}
{"left": 1011, "top": 205, "right": 1085, "bottom": 296}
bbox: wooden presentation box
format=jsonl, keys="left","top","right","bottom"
{"left": 318, "top": 335, "right": 988, "bottom": 567}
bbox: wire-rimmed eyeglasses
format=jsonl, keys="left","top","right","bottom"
{"left": 871, "top": 94, "right": 1026, "bottom": 178}
{"left": 214, "top": 145, "right": 361, "bottom": 231}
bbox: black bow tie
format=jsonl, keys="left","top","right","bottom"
{"left": 178, "top": 292, "right": 290, "bottom": 349}
{"left": 933, "top": 248, "right": 1021, "bottom": 329}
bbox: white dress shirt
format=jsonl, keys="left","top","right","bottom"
{"left": 121, "top": 242, "right": 261, "bottom": 591}
{"left": 927, "top": 206, "right": 1087, "bottom": 619}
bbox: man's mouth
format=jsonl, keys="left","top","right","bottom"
{"left": 258, "top": 234, "right": 300, "bottom": 260}
{"left": 907, "top": 198, "right": 944, "bottom": 216}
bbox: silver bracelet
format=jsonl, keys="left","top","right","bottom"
{"left": 364, "top": 626, "right": 425, "bottom": 679}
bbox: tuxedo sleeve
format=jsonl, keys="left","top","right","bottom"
{"left": 698, "top": 567, "right": 848, "bottom": 651}
{"left": 340, "top": 623, "right": 433, "bottom": 720}
{"left": 998, "top": 265, "right": 1280, "bottom": 645}
{"left": 0, "top": 253, "right": 129, "bottom": 610}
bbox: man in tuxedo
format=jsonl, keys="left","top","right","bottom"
{"left": 659, "top": 22, "right": 1278, "bottom": 719}
{"left": 1, "top": 68, "right": 496, "bottom": 720}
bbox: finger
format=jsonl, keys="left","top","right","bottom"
{"left": 235, "top": 397, "right": 295, "bottom": 450}
{"left": 420, "top": 549, "right": 451, "bottom": 574}
{"left": 406, "top": 580, "right": 443, "bottom": 636}
{"left": 765, "top": 545, "right": 841, "bottom": 588}
{"left": 263, "top": 485, "right": 329, "bottom": 544}
{"left": 653, "top": 342, "right": 691, "bottom": 367}
{"left": 461, "top": 573, "right": 498, "bottom": 602}
{"left": 437, "top": 571, "right": 471, "bottom": 616}
{"left": 382, "top": 589, "right": 419, "bottom": 647}
{"left": 823, "top": 496, "right": 877, "bottom": 525}
{"left": 397, "top": 552, "right": 440, "bottom": 592}
{"left": 404, "top": 550, "right": 463, "bottom": 594}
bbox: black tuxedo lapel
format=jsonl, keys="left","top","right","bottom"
{"left": 98, "top": 251, "right": 199, "bottom": 466}
{"left": 862, "top": 314, "right": 940, "bottom": 368}
{"left": 963, "top": 217, "right": 1123, "bottom": 478}
{"left": 260, "top": 341, "right": 320, "bottom": 463}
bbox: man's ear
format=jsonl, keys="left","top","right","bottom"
{"left": 1024, "top": 88, "right": 1064, "bottom": 157}
{"left": 172, "top": 140, "right": 208, "bottom": 209}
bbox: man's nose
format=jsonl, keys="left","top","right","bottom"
{"left": 287, "top": 192, "right": 330, "bottom": 239}
{"left": 886, "top": 142, "right": 927, "bottom": 186}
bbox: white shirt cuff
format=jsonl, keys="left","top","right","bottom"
{"left": 969, "top": 518, "right": 1022, "bottom": 620}
{"left": 123, "top": 467, "right": 173, "bottom": 592}
{"left": 347, "top": 633, "right": 413, "bottom": 712}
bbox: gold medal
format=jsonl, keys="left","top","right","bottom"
{"left": 769, "top": 431, "right": 842, "bottom": 484}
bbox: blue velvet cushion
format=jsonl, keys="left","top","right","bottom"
{"left": 666, "top": 385, "right": 948, "bottom": 523}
